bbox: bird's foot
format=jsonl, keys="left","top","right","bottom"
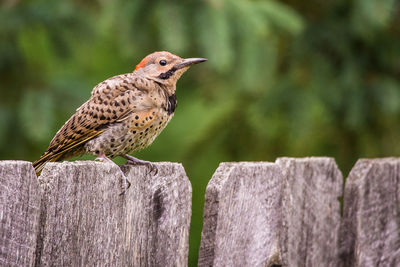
{"left": 95, "top": 154, "right": 114, "bottom": 163}
{"left": 117, "top": 172, "right": 131, "bottom": 196}
{"left": 96, "top": 154, "right": 131, "bottom": 195}
{"left": 122, "top": 154, "right": 158, "bottom": 175}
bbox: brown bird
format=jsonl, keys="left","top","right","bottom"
{"left": 33, "top": 51, "right": 206, "bottom": 181}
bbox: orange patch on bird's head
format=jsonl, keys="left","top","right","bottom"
{"left": 135, "top": 57, "right": 150, "bottom": 70}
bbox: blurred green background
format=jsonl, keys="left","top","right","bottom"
{"left": 1, "top": 0, "right": 399, "bottom": 265}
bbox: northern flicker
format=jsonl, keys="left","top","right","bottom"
{"left": 33, "top": 51, "right": 206, "bottom": 178}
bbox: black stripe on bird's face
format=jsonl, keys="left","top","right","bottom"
{"left": 158, "top": 67, "right": 177, "bottom": 80}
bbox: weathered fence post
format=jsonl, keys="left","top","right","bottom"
{"left": 198, "top": 158, "right": 343, "bottom": 267}
{"left": 0, "top": 161, "right": 41, "bottom": 266}
{"left": 276, "top": 157, "right": 343, "bottom": 267}
{"left": 198, "top": 162, "right": 283, "bottom": 266}
{"left": 340, "top": 158, "right": 400, "bottom": 266}
{"left": 36, "top": 161, "right": 191, "bottom": 267}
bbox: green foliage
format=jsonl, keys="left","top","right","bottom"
{"left": 1, "top": 0, "right": 400, "bottom": 265}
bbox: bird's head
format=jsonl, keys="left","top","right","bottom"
{"left": 134, "top": 51, "right": 207, "bottom": 93}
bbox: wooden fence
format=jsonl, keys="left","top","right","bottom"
{"left": 0, "top": 158, "right": 399, "bottom": 266}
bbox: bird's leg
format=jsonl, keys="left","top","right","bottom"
{"left": 122, "top": 154, "right": 158, "bottom": 175}
{"left": 95, "top": 154, "right": 131, "bottom": 195}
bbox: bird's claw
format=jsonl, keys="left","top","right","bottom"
{"left": 95, "top": 157, "right": 105, "bottom": 162}
{"left": 95, "top": 154, "right": 114, "bottom": 163}
{"left": 119, "top": 177, "right": 131, "bottom": 196}
{"left": 117, "top": 166, "right": 131, "bottom": 196}
{"left": 148, "top": 163, "right": 158, "bottom": 175}
{"left": 126, "top": 159, "right": 158, "bottom": 175}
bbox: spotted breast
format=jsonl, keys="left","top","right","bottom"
{"left": 84, "top": 75, "right": 177, "bottom": 158}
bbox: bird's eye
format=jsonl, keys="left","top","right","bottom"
{"left": 159, "top": 60, "right": 167, "bottom": 66}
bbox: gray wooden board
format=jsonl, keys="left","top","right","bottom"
{"left": 36, "top": 161, "right": 191, "bottom": 267}
{"left": 0, "top": 161, "right": 41, "bottom": 267}
{"left": 198, "top": 162, "right": 283, "bottom": 267}
{"left": 340, "top": 158, "right": 400, "bottom": 267}
{"left": 276, "top": 157, "right": 343, "bottom": 267}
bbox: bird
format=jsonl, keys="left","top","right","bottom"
{"left": 33, "top": 51, "right": 207, "bottom": 185}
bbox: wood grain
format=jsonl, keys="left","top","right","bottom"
{"left": 276, "top": 157, "right": 343, "bottom": 267}
{"left": 198, "top": 162, "right": 283, "bottom": 267}
{"left": 0, "top": 161, "right": 41, "bottom": 267}
{"left": 36, "top": 161, "right": 191, "bottom": 267}
{"left": 340, "top": 158, "right": 400, "bottom": 267}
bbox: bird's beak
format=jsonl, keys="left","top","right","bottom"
{"left": 174, "top": 58, "right": 207, "bottom": 69}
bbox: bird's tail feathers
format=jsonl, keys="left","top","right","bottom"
{"left": 32, "top": 130, "right": 104, "bottom": 176}
{"left": 32, "top": 153, "right": 62, "bottom": 176}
